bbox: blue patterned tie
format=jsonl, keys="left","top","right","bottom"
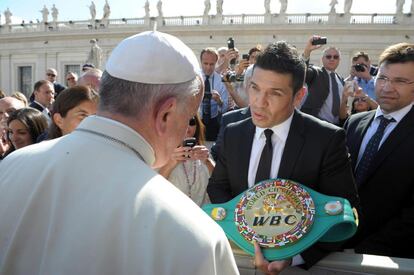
{"left": 355, "top": 115, "right": 394, "bottom": 186}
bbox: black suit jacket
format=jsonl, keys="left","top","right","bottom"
{"left": 54, "top": 82, "right": 66, "bottom": 98}
{"left": 211, "top": 107, "right": 251, "bottom": 161}
{"left": 208, "top": 110, "right": 359, "bottom": 268}
{"left": 343, "top": 107, "right": 414, "bottom": 258}
{"left": 301, "top": 64, "right": 344, "bottom": 119}
{"left": 29, "top": 101, "right": 45, "bottom": 112}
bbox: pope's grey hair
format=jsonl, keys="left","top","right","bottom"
{"left": 98, "top": 71, "right": 201, "bottom": 117}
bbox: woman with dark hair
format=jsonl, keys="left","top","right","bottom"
{"left": 351, "top": 96, "right": 372, "bottom": 114}
{"left": 339, "top": 85, "right": 378, "bottom": 125}
{"left": 48, "top": 86, "right": 99, "bottom": 139}
{"left": 6, "top": 108, "right": 48, "bottom": 154}
{"left": 159, "top": 114, "right": 215, "bottom": 206}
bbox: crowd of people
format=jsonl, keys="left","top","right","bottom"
{"left": 0, "top": 64, "right": 102, "bottom": 159}
{"left": 0, "top": 30, "right": 413, "bottom": 274}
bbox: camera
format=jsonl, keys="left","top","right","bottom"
{"left": 222, "top": 71, "right": 237, "bottom": 82}
{"left": 242, "top": 54, "right": 249, "bottom": 60}
{"left": 311, "top": 37, "right": 327, "bottom": 45}
{"left": 183, "top": 137, "right": 197, "bottom": 148}
{"left": 354, "top": 63, "right": 366, "bottom": 72}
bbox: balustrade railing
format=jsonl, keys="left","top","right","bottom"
{"left": 0, "top": 12, "right": 411, "bottom": 34}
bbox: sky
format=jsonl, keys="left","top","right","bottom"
{"left": 0, "top": 0, "right": 412, "bottom": 24}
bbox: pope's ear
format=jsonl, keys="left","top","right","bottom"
{"left": 153, "top": 97, "right": 178, "bottom": 135}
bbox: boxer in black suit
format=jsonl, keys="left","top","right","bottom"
{"left": 208, "top": 41, "right": 359, "bottom": 272}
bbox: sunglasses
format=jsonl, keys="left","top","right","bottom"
{"left": 325, "top": 55, "right": 339, "bottom": 60}
{"left": 189, "top": 117, "right": 196, "bottom": 126}
{"left": 47, "top": 73, "right": 56, "bottom": 77}
{"left": 355, "top": 97, "right": 367, "bottom": 102}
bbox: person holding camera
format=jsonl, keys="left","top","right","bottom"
{"left": 159, "top": 114, "right": 215, "bottom": 206}
{"left": 347, "top": 52, "right": 377, "bottom": 100}
{"left": 300, "top": 35, "right": 345, "bottom": 126}
{"left": 200, "top": 47, "right": 229, "bottom": 146}
{"left": 215, "top": 47, "right": 239, "bottom": 75}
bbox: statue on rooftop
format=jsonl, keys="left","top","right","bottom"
{"left": 51, "top": 4, "right": 58, "bottom": 22}
{"left": 40, "top": 5, "right": 49, "bottom": 23}
{"left": 217, "top": 0, "right": 223, "bottom": 15}
{"left": 102, "top": 0, "right": 111, "bottom": 20}
{"left": 396, "top": 0, "right": 405, "bottom": 14}
{"left": 4, "top": 8, "right": 12, "bottom": 25}
{"left": 344, "top": 0, "right": 353, "bottom": 14}
{"left": 204, "top": 0, "right": 211, "bottom": 16}
{"left": 279, "top": 0, "right": 288, "bottom": 14}
{"left": 86, "top": 39, "right": 103, "bottom": 69}
{"left": 157, "top": 0, "right": 163, "bottom": 18}
{"left": 329, "top": 0, "right": 338, "bottom": 14}
{"left": 264, "top": 0, "right": 271, "bottom": 14}
{"left": 89, "top": 1, "right": 96, "bottom": 21}
{"left": 144, "top": 0, "right": 150, "bottom": 17}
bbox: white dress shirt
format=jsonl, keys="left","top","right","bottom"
{"left": 247, "top": 112, "right": 293, "bottom": 188}
{"left": 318, "top": 70, "right": 344, "bottom": 124}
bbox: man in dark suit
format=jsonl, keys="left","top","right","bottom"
{"left": 208, "top": 41, "right": 359, "bottom": 272}
{"left": 210, "top": 106, "right": 251, "bottom": 161}
{"left": 344, "top": 42, "right": 414, "bottom": 259}
{"left": 300, "top": 35, "right": 345, "bottom": 125}
{"left": 29, "top": 80, "right": 54, "bottom": 119}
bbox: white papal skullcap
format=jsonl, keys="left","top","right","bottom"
{"left": 106, "top": 31, "right": 200, "bottom": 84}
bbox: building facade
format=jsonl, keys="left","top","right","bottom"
{"left": 0, "top": 9, "right": 413, "bottom": 97}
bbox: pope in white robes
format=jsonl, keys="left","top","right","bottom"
{"left": 0, "top": 31, "right": 239, "bottom": 275}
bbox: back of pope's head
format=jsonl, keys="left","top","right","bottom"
{"left": 99, "top": 31, "right": 202, "bottom": 118}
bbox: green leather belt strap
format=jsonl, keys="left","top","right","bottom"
{"left": 202, "top": 179, "right": 357, "bottom": 261}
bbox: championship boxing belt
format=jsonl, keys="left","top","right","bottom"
{"left": 202, "top": 178, "right": 358, "bottom": 261}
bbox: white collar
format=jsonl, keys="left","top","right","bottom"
{"left": 254, "top": 112, "right": 294, "bottom": 143}
{"left": 77, "top": 115, "right": 156, "bottom": 166}
{"left": 375, "top": 103, "right": 413, "bottom": 123}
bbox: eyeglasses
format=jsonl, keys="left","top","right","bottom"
{"left": 67, "top": 77, "right": 75, "bottom": 81}
{"left": 325, "top": 55, "right": 340, "bottom": 60}
{"left": 376, "top": 75, "right": 414, "bottom": 88}
{"left": 189, "top": 117, "right": 196, "bottom": 126}
{"left": 46, "top": 73, "right": 56, "bottom": 77}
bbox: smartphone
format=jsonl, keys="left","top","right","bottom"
{"left": 242, "top": 54, "right": 249, "bottom": 60}
{"left": 311, "top": 37, "right": 327, "bottom": 45}
{"left": 183, "top": 137, "right": 197, "bottom": 148}
{"left": 227, "top": 37, "right": 234, "bottom": 49}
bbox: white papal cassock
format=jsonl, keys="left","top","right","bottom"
{"left": 0, "top": 115, "right": 239, "bottom": 275}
